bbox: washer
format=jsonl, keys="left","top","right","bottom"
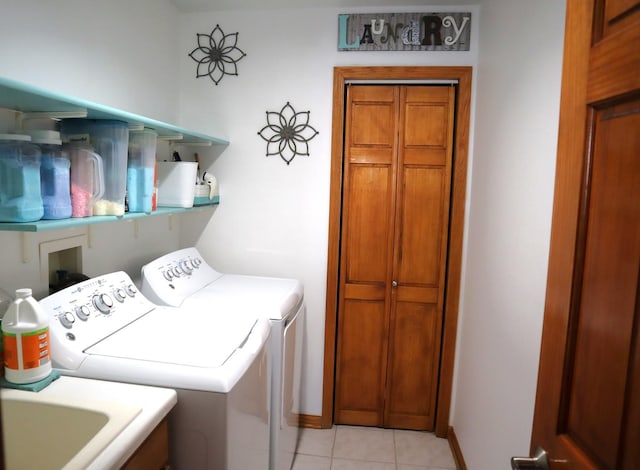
{"left": 141, "top": 247, "right": 305, "bottom": 470}
{"left": 40, "top": 271, "right": 271, "bottom": 470}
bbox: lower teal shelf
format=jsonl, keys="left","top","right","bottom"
{"left": 0, "top": 197, "right": 219, "bottom": 232}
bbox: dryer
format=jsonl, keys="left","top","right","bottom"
{"left": 141, "top": 247, "right": 305, "bottom": 470}
{"left": 40, "top": 271, "right": 271, "bottom": 470}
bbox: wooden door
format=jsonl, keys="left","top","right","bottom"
{"left": 526, "top": 0, "right": 640, "bottom": 468}
{"left": 334, "top": 84, "right": 455, "bottom": 430}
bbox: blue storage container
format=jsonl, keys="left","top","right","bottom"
{"left": 28, "top": 130, "right": 72, "bottom": 220}
{"left": 127, "top": 129, "right": 157, "bottom": 213}
{"left": 0, "top": 134, "right": 43, "bottom": 223}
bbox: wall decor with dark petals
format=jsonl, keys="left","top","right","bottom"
{"left": 188, "top": 24, "right": 246, "bottom": 85}
{"left": 257, "top": 102, "right": 319, "bottom": 165}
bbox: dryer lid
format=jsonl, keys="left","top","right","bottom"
{"left": 85, "top": 306, "right": 258, "bottom": 368}
{"left": 188, "top": 274, "right": 304, "bottom": 320}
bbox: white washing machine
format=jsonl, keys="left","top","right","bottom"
{"left": 40, "top": 271, "right": 271, "bottom": 470}
{"left": 141, "top": 247, "right": 305, "bottom": 470}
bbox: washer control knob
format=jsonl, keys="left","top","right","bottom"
{"left": 192, "top": 258, "right": 202, "bottom": 268}
{"left": 126, "top": 284, "right": 137, "bottom": 297}
{"left": 172, "top": 267, "right": 182, "bottom": 277}
{"left": 180, "top": 260, "right": 193, "bottom": 274}
{"left": 59, "top": 312, "right": 75, "bottom": 329}
{"left": 75, "top": 305, "right": 90, "bottom": 321}
{"left": 163, "top": 270, "right": 174, "bottom": 281}
{"left": 93, "top": 293, "right": 114, "bottom": 314}
{"left": 114, "top": 288, "right": 127, "bottom": 303}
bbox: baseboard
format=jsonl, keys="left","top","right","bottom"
{"left": 299, "top": 414, "right": 324, "bottom": 429}
{"left": 448, "top": 426, "right": 467, "bottom": 470}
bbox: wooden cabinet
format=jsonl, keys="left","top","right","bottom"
{"left": 121, "top": 418, "right": 170, "bottom": 470}
{"left": 334, "top": 85, "right": 455, "bottom": 430}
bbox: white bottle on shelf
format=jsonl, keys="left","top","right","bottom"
{"left": 1, "top": 288, "right": 52, "bottom": 384}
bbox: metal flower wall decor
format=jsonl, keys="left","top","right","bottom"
{"left": 188, "top": 24, "right": 246, "bottom": 85}
{"left": 257, "top": 102, "right": 319, "bottom": 165}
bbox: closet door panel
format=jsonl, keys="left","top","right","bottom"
{"left": 344, "top": 165, "right": 393, "bottom": 283}
{"left": 385, "top": 302, "right": 439, "bottom": 429}
{"left": 384, "top": 86, "right": 454, "bottom": 430}
{"left": 397, "top": 167, "right": 446, "bottom": 285}
{"left": 334, "top": 298, "right": 387, "bottom": 425}
{"left": 334, "top": 85, "right": 399, "bottom": 427}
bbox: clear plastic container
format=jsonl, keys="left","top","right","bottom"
{"left": 127, "top": 129, "right": 157, "bottom": 213}
{"left": 60, "top": 119, "right": 129, "bottom": 216}
{"left": 0, "top": 134, "right": 44, "bottom": 222}
{"left": 28, "top": 130, "right": 72, "bottom": 220}
{"left": 67, "top": 144, "right": 105, "bottom": 218}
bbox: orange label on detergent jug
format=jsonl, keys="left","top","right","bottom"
{"left": 2, "top": 328, "right": 50, "bottom": 370}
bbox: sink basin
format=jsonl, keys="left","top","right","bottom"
{"left": 2, "top": 392, "right": 141, "bottom": 470}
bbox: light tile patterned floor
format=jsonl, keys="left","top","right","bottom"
{"left": 293, "top": 425, "right": 457, "bottom": 470}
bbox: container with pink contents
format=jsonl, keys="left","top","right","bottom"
{"left": 60, "top": 119, "right": 129, "bottom": 216}
{"left": 66, "top": 144, "right": 105, "bottom": 218}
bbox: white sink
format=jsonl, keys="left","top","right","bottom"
{"left": 2, "top": 385, "right": 141, "bottom": 470}
{"left": 1, "top": 376, "right": 176, "bottom": 469}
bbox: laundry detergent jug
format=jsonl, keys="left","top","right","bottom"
{"left": 2, "top": 288, "right": 52, "bottom": 384}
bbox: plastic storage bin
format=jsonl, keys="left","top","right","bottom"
{"left": 60, "top": 119, "right": 129, "bottom": 216}
{"left": 127, "top": 129, "right": 157, "bottom": 213}
{"left": 0, "top": 134, "right": 44, "bottom": 222}
{"left": 67, "top": 144, "right": 105, "bottom": 218}
{"left": 157, "top": 162, "right": 197, "bottom": 208}
{"left": 28, "top": 130, "right": 72, "bottom": 220}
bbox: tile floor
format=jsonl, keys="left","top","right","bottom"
{"left": 293, "top": 425, "right": 457, "bottom": 470}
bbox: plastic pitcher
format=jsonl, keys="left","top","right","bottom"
{"left": 127, "top": 129, "right": 157, "bottom": 213}
{"left": 60, "top": 119, "right": 128, "bottom": 216}
{"left": 0, "top": 134, "right": 44, "bottom": 223}
{"left": 67, "top": 144, "right": 105, "bottom": 218}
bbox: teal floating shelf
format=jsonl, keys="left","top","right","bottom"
{"left": 0, "top": 76, "right": 228, "bottom": 146}
{"left": 0, "top": 76, "right": 226, "bottom": 234}
{"left": 0, "top": 198, "right": 219, "bottom": 232}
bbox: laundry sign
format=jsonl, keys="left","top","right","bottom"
{"left": 338, "top": 12, "right": 471, "bottom": 51}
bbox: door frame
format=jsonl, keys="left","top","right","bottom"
{"left": 322, "top": 66, "right": 472, "bottom": 437}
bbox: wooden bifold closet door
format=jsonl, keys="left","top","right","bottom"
{"left": 334, "top": 84, "right": 455, "bottom": 430}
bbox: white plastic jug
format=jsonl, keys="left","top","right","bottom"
{"left": 1, "top": 288, "right": 52, "bottom": 384}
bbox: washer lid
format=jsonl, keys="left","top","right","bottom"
{"left": 86, "top": 306, "right": 258, "bottom": 368}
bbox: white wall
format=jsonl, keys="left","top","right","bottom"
{"left": 175, "top": 4, "right": 480, "bottom": 416}
{"left": 0, "top": 0, "right": 183, "bottom": 297}
{"left": 0, "top": 0, "right": 180, "bottom": 123}
{"left": 450, "top": 1, "right": 566, "bottom": 468}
